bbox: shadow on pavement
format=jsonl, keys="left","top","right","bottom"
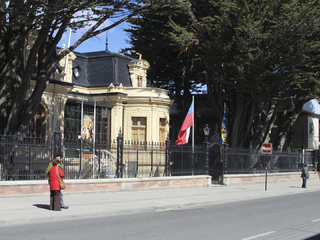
{"left": 305, "top": 233, "right": 320, "bottom": 239}
{"left": 33, "top": 204, "right": 50, "bottom": 210}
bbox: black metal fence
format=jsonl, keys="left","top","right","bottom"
{"left": 223, "top": 146, "right": 318, "bottom": 174}
{"left": 0, "top": 131, "right": 209, "bottom": 180}
{"left": 168, "top": 141, "right": 207, "bottom": 176}
{"left": 0, "top": 133, "right": 54, "bottom": 180}
{"left": 1, "top": 132, "right": 319, "bottom": 181}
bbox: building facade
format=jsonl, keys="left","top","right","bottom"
{"left": 20, "top": 38, "right": 174, "bottom": 178}
{"left": 31, "top": 47, "right": 173, "bottom": 145}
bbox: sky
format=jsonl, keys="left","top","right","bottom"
{"left": 57, "top": 21, "right": 131, "bottom": 54}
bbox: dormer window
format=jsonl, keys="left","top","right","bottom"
{"left": 128, "top": 59, "right": 150, "bottom": 88}
{"left": 137, "top": 76, "right": 142, "bottom": 87}
{"left": 73, "top": 65, "right": 81, "bottom": 79}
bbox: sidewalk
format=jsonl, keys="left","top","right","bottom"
{"left": 0, "top": 180, "right": 319, "bottom": 226}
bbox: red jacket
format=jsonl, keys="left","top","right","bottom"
{"left": 49, "top": 166, "right": 65, "bottom": 190}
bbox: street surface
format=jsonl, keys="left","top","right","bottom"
{"left": 1, "top": 191, "right": 320, "bottom": 240}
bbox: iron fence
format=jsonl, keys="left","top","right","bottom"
{"left": 0, "top": 133, "right": 53, "bottom": 180}
{"left": 1, "top": 132, "right": 319, "bottom": 181}
{"left": 168, "top": 142, "right": 207, "bottom": 176}
{"left": 223, "top": 147, "right": 318, "bottom": 174}
{"left": 0, "top": 132, "right": 193, "bottom": 180}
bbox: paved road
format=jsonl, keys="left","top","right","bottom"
{"left": 1, "top": 191, "right": 320, "bottom": 240}
{"left": 0, "top": 179, "right": 319, "bottom": 227}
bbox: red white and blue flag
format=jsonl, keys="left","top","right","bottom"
{"left": 175, "top": 101, "right": 194, "bottom": 145}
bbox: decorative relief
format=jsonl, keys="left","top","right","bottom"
{"left": 138, "top": 68, "right": 144, "bottom": 76}
{"left": 114, "top": 106, "right": 118, "bottom": 115}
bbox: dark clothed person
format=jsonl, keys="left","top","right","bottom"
{"left": 301, "top": 164, "right": 309, "bottom": 188}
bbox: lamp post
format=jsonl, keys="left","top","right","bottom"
{"left": 203, "top": 124, "right": 210, "bottom": 143}
{"left": 203, "top": 124, "right": 210, "bottom": 175}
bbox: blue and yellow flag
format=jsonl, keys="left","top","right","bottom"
{"left": 221, "top": 103, "right": 227, "bottom": 144}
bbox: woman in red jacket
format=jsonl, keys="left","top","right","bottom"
{"left": 49, "top": 158, "right": 65, "bottom": 211}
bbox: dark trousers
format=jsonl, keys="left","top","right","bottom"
{"left": 50, "top": 190, "right": 61, "bottom": 210}
{"left": 302, "top": 178, "right": 307, "bottom": 188}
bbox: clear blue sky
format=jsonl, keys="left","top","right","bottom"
{"left": 57, "top": 21, "right": 131, "bottom": 53}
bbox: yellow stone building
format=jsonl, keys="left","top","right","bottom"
{"left": 30, "top": 47, "right": 173, "bottom": 144}
{"left": 24, "top": 38, "right": 173, "bottom": 178}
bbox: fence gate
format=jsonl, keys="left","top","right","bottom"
{"left": 208, "top": 143, "right": 223, "bottom": 182}
{"left": 169, "top": 144, "right": 207, "bottom": 176}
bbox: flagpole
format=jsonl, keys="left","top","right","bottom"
{"left": 93, "top": 99, "right": 96, "bottom": 179}
{"left": 192, "top": 95, "right": 194, "bottom": 148}
{"left": 80, "top": 97, "right": 83, "bottom": 178}
{"left": 192, "top": 95, "right": 194, "bottom": 175}
{"left": 63, "top": 27, "right": 72, "bottom": 82}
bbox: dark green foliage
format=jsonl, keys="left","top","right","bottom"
{"left": 123, "top": 1, "right": 206, "bottom": 126}
{"left": 127, "top": 0, "right": 320, "bottom": 150}
{"left": 0, "top": 0, "right": 179, "bottom": 135}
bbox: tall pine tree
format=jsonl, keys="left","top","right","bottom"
{"left": 127, "top": 0, "right": 320, "bottom": 150}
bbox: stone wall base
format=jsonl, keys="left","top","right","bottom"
{"left": 0, "top": 175, "right": 212, "bottom": 197}
{"left": 223, "top": 172, "right": 320, "bottom": 186}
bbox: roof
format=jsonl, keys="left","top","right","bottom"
{"left": 71, "top": 50, "right": 136, "bottom": 87}
{"left": 303, "top": 99, "right": 320, "bottom": 116}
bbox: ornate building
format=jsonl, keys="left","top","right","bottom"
{"left": 31, "top": 47, "right": 173, "bottom": 145}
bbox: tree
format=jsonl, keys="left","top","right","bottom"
{"left": 0, "top": 0, "right": 180, "bottom": 135}
{"left": 123, "top": 2, "right": 206, "bottom": 128}
{"left": 127, "top": 0, "right": 320, "bottom": 150}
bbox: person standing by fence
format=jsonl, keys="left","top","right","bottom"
{"left": 49, "top": 159, "right": 64, "bottom": 210}
{"left": 301, "top": 164, "right": 309, "bottom": 188}
{"left": 46, "top": 154, "right": 69, "bottom": 209}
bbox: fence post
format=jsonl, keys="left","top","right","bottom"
{"left": 165, "top": 139, "right": 171, "bottom": 176}
{"left": 0, "top": 133, "right": 2, "bottom": 180}
{"left": 116, "top": 130, "right": 123, "bottom": 178}
{"left": 28, "top": 137, "right": 31, "bottom": 179}
{"left": 249, "top": 144, "right": 253, "bottom": 172}
{"left": 223, "top": 144, "right": 228, "bottom": 175}
{"left": 79, "top": 134, "right": 82, "bottom": 179}
{"left": 136, "top": 148, "right": 139, "bottom": 177}
{"left": 150, "top": 142, "right": 153, "bottom": 177}
{"left": 205, "top": 142, "right": 209, "bottom": 175}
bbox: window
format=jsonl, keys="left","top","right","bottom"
{"left": 132, "top": 117, "right": 146, "bottom": 146}
{"left": 309, "top": 122, "right": 314, "bottom": 134}
{"left": 159, "top": 118, "right": 166, "bottom": 147}
{"left": 64, "top": 101, "right": 111, "bottom": 145}
{"left": 137, "top": 76, "right": 142, "bottom": 87}
{"left": 73, "top": 66, "right": 81, "bottom": 79}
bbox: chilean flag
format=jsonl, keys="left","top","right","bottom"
{"left": 175, "top": 101, "right": 193, "bottom": 145}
